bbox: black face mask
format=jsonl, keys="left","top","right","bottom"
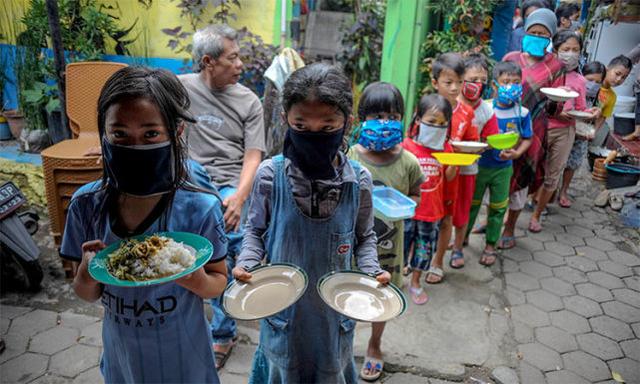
{"left": 283, "top": 127, "right": 345, "bottom": 180}
{"left": 102, "top": 138, "right": 175, "bottom": 197}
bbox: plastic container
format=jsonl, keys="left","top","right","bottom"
{"left": 614, "top": 113, "right": 635, "bottom": 136}
{"left": 432, "top": 152, "right": 480, "bottom": 166}
{"left": 372, "top": 186, "right": 416, "bottom": 221}
{"left": 613, "top": 95, "right": 636, "bottom": 114}
{"left": 0, "top": 116, "right": 11, "bottom": 140}
{"left": 605, "top": 163, "right": 640, "bottom": 189}
{"left": 487, "top": 132, "right": 520, "bottom": 149}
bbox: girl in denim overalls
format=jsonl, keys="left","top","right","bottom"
{"left": 233, "top": 63, "right": 391, "bottom": 383}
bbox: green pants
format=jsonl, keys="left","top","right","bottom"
{"left": 466, "top": 165, "right": 513, "bottom": 246}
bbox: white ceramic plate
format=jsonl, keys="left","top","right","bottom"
{"left": 317, "top": 271, "right": 407, "bottom": 322}
{"left": 567, "top": 110, "right": 594, "bottom": 120}
{"left": 222, "top": 263, "right": 308, "bottom": 320}
{"left": 451, "top": 141, "right": 489, "bottom": 153}
{"left": 541, "top": 87, "right": 579, "bottom": 102}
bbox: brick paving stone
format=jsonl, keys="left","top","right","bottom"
{"left": 72, "top": 367, "right": 103, "bottom": 384}
{"left": 29, "top": 374, "right": 71, "bottom": 384}
{"left": 553, "top": 266, "right": 588, "bottom": 284}
{"left": 0, "top": 352, "right": 49, "bottom": 383}
{"left": 503, "top": 258, "right": 519, "bottom": 273}
{"left": 50, "top": 344, "right": 101, "bottom": 378}
{"left": 517, "top": 236, "right": 545, "bottom": 252}
{"left": 224, "top": 344, "right": 256, "bottom": 375}
{"left": 0, "top": 305, "right": 32, "bottom": 319}
{"left": 504, "top": 247, "right": 534, "bottom": 263}
{"left": 505, "top": 286, "right": 526, "bottom": 306}
{"left": 520, "top": 261, "right": 553, "bottom": 279}
{"left": 526, "top": 290, "right": 564, "bottom": 312}
{"left": 532, "top": 250, "right": 565, "bottom": 267}
{"left": 562, "top": 350, "right": 611, "bottom": 382}
{"left": 585, "top": 238, "right": 618, "bottom": 252}
{"left": 29, "top": 326, "right": 79, "bottom": 355}
{"left": 590, "top": 316, "right": 635, "bottom": 341}
{"left": 620, "top": 339, "right": 640, "bottom": 361}
{"left": 218, "top": 372, "right": 246, "bottom": 384}
{"left": 623, "top": 276, "right": 640, "bottom": 292}
{"left": 550, "top": 310, "right": 590, "bottom": 335}
{"left": 382, "top": 373, "right": 430, "bottom": 384}
{"left": 540, "top": 277, "right": 577, "bottom": 297}
{"left": 575, "top": 246, "right": 609, "bottom": 261}
{"left": 607, "top": 250, "right": 640, "bottom": 267}
{"left": 563, "top": 295, "right": 603, "bottom": 318}
{"left": 593, "top": 228, "right": 625, "bottom": 243}
{"left": 576, "top": 333, "right": 624, "bottom": 361}
{"left": 597, "top": 261, "right": 633, "bottom": 278}
{"left": 535, "top": 326, "right": 578, "bottom": 353}
{"left": 528, "top": 230, "right": 556, "bottom": 243}
{"left": 607, "top": 358, "right": 640, "bottom": 384}
{"left": 518, "top": 343, "right": 562, "bottom": 372}
{"left": 576, "top": 283, "right": 614, "bottom": 302}
{"left": 9, "top": 309, "right": 58, "bottom": 336}
{"left": 602, "top": 301, "right": 640, "bottom": 323}
{"left": 1, "top": 317, "right": 9, "bottom": 335}
{"left": 514, "top": 320, "right": 535, "bottom": 344}
{"left": 518, "top": 361, "right": 545, "bottom": 384}
{"left": 0, "top": 330, "right": 29, "bottom": 364}
{"left": 505, "top": 272, "right": 540, "bottom": 292}
{"left": 554, "top": 233, "right": 585, "bottom": 247}
{"left": 544, "top": 241, "right": 575, "bottom": 256}
{"left": 58, "top": 311, "right": 100, "bottom": 330}
{"left": 565, "top": 225, "right": 594, "bottom": 239}
{"left": 490, "top": 366, "right": 519, "bottom": 384}
{"left": 545, "top": 370, "right": 590, "bottom": 384}
{"left": 566, "top": 256, "right": 598, "bottom": 272}
{"left": 512, "top": 304, "right": 550, "bottom": 328}
{"left": 632, "top": 322, "right": 640, "bottom": 338}
{"left": 587, "top": 271, "right": 625, "bottom": 290}
{"left": 78, "top": 321, "right": 102, "bottom": 347}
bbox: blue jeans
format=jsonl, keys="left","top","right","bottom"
{"left": 403, "top": 219, "right": 439, "bottom": 271}
{"left": 209, "top": 186, "right": 245, "bottom": 344}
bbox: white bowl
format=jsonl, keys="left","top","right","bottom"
{"left": 567, "top": 110, "right": 594, "bottom": 120}
{"left": 541, "top": 87, "right": 579, "bottom": 102}
{"left": 451, "top": 141, "right": 489, "bottom": 153}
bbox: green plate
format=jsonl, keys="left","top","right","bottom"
{"left": 487, "top": 132, "right": 520, "bottom": 150}
{"left": 89, "top": 232, "right": 213, "bottom": 287}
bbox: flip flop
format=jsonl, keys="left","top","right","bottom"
{"left": 214, "top": 338, "right": 237, "bottom": 370}
{"left": 498, "top": 235, "right": 516, "bottom": 250}
{"left": 528, "top": 218, "right": 542, "bottom": 233}
{"left": 360, "top": 356, "right": 384, "bottom": 382}
{"left": 425, "top": 266, "right": 444, "bottom": 284}
{"left": 449, "top": 250, "right": 465, "bottom": 269}
{"left": 609, "top": 195, "right": 624, "bottom": 211}
{"left": 409, "top": 286, "right": 428, "bottom": 305}
{"left": 472, "top": 223, "right": 487, "bottom": 234}
{"left": 558, "top": 196, "right": 572, "bottom": 208}
{"left": 479, "top": 250, "right": 498, "bottom": 266}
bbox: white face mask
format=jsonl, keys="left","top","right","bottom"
{"left": 417, "top": 122, "right": 448, "bottom": 150}
{"left": 558, "top": 51, "right": 580, "bottom": 71}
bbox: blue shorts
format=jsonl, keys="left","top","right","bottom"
{"left": 403, "top": 219, "right": 439, "bottom": 271}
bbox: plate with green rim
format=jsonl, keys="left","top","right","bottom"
{"left": 222, "top": 263, "right": 308, "bottom": 320}
{"left": 88, "top": 232, "right": 213, "bottom": 287}
{"left": 317, "top": 270, "right": 407, "bottom": 322}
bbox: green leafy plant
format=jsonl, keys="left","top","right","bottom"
{"left": 418, "top": 0, "right": 498, "bottom": 95}
{"left": 23, "top": 82, "right": 60, "bottom": 114}
{"left": 337, "top": 0, "right": 385, "bottom": 90}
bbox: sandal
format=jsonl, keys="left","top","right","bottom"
{"left": 558, "top": 196, "right": 572, "bottom": 208}
{"left": 409, "top": 286, "right": 428, "bottom": 305}
{"left": 479, "top": 250, "right": 498, "bottom": 266}
{"left": 528, "top": 218, "right": 542, "bottom": 233}
{"left": 609, "top": 194, "right": 624, "bottom": 211}
{"left": 498, "top": 235, "right": 516, "bottom": 250}
{"left": 472, "top": 223, "right": 487, "bottom": 234}
{"left": 360, "top": 356, "right": 384, "bottom": 381}
{"left": 214, "top": 338, "right": 237, "bottom": 369}
{"left": 425, "top": 266, "right": 444, "bottom": 284}
{"left": 449, "top": 250, "right": 465, "bottom": 269}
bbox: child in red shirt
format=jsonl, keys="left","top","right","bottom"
{"left": 402, "top": 94, "right": 457, "bottom": 305}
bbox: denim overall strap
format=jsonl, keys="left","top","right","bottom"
{"left": 253, "top": 155, "right": 359, "bottom": 383}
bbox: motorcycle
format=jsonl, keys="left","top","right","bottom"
{"left": 0, "top": 181, "right": 43, "bottom": 291}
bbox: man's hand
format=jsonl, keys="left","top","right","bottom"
{"left": 376, "top": 271, "right": 391, "bottom": 285}
{"left": 223, "top": 192, "right": 246, "bottom": 232}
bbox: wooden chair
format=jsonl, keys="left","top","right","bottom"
{"left": 41, "top": 62, "right": 127, "bottom": 277}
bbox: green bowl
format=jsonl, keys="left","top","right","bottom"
{"left": 487, "top": 132, "right": 520, "bottom": 150}
{"left": 89, "top": 232, "right": 213, "bottom": 287}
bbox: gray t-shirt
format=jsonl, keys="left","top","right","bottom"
{"left": 179, "top": 73, "right": 266, "bottom": 187}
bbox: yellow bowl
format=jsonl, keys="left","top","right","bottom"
{"left": 432, "top": 152, "right": 480, "bottom": 166}
{"left": 487, "top": 132, "right": 520, "bottom": 150}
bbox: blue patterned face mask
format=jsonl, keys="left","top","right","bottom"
{"left": 495, "top": 82, "right": 523, "bottom": 106}
{"left": 522, "top": 34, "right": 550, "bottom": 57}
{"left": 357, "top": 119, "right": 404, "bottom": 151}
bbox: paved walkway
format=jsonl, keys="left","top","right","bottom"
{"left": 1, "top": 166, "right": 639, "bottom": 384}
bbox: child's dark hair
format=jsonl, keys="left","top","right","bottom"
{"left": 432, "top": 53, "right": 465, "bottom": 80}
{"left": 555, "top": 2, "right": 579, "bottom": 26}
{"left": 552, "top": 30, "right": 582, "bottom": 51}
{"left": 582, "top": 61, "right": 606, "bottom": 78}
{"left": 283, "top": 63, "right": 352, "bottom": 120}
{"left": 97, "top": 66, "right": 195, "bottom": 189}
{"left": 493, "top": 61, "right": 522, "bottom": 81}
{"left": 416, "top": 94, "right": 452, "bottom": 123}
{"left": 463, "top": 53, "right": 489, "bottom": 73}
{"left": 357, "top": 82, "right": 404, "bottom": 121}
{"left": 608, "top": 55, "right": 633, "bottom": 70}
{"left": 522, "top": 0, "right": 548, "bottom": 16}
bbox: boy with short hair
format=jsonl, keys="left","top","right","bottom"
{"left": 426, "top": 52, "right": 474, "bottom": 283}
{"left": 592, "top": 55, "right": 633, "bottom": 147}
{"left": 467, "top": 62, "right": 532, "bottom": 266}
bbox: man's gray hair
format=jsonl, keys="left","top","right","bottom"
{"left": 192, "top": 24, "right": 238, "bottom": 71}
